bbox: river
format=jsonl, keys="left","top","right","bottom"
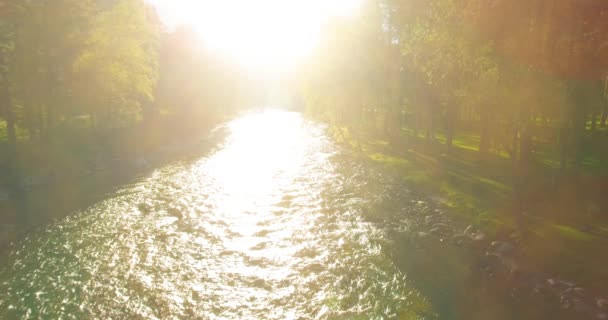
{"left": 0, "top": 110, "right": 597, "bottom": 320}
{"left": 0, "top": 111, "right": 436, "bottom": 319}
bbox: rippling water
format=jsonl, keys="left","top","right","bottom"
{"left": 0, "top": 111, "right": 434, "bottom": 319}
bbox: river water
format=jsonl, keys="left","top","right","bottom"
{"left": 0, "top": 111, "right": 437, "bottom": 319}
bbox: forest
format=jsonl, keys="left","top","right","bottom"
{"left": 299, "top": 0, "right": 608, "bottom": 300}
{"left": 303, "top": 0, "right": 608, "bottom": 228}
{"left": 4, "top": 1, "right": 277, "bottom": 144}
{"left": 1, "top": 0, "right": 608, "bottom": 318}
{"left": 0, "top": 0, "right": 268, "bottom": 226}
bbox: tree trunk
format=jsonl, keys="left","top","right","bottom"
{"left": 590, "top": 110, "right": 597, "bottom": 133}
{"left": 445, "top": 107, "right": 456, "bottom": 154}
{"left": 601, "top": 96, "right": 608, "bottom": 127}
{"left": 572, "top": 105, "right": 587, "bottom": 167}
{"left": 426, "top": 108, "right": 435, "bottom": 143}
{"left": 479, "top": 109, "right": 490, "bottom": 156}
{"left": 519, "top": 124, "right": 533, "bottom": 166}
{"left": 1, "top": 83, "right": 16, "bottom": 148}
{"left": 511, "top": 126, "right": 519, "bottom": 161}
{"left": 45, "top": 103, "right": 55, "bottom": 142}
{"left": 36, "top": 104, "right": 44, "bottom": 141}
{"left": 602, "top": 76, "right": 608, "bottom": 127}
{"left": 384, "top": 109, "right": 391, "bottom": 136}
{"left": 0, "top": 51, "right": 16, "bottom": 149}
{"left": 558, "top": 127, "right": 568, "bottom": 169}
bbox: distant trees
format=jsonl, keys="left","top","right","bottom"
{"left": 0, "top": 0, "right": 19, "bottom": 149}
{"left": 2, "top": 0, "right": 606, "bottom": 173}
{"left": 301, "top": 3, "right": 389, "bottom": 130}
{"left": 154, "top": 27, "right": 245, "bottom": 127}
{"left": 72, "top": 0, "right": 159, "bottom": 130}
{"left": 0, "top": 0, "right": 243, "bottom": 161}
{"left": 0, "top": 0, "right": 259, "bottom": 227}
{"left": 301, "top": 0, "right": 608, "bottom": 170}
{"left": 0, "top": 0, "right": 158, "bottom": 142}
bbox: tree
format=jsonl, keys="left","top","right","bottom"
{"left": 0, "top": 0, "right": 21, "bottom": 149}
{"left": 301, "top": 0, "right": 392, "bottom": 134}
{"left": 9, "top": 0, "right": 95, "bottom": 140}
{"left": 72, "top": 0, "right": 159, "bottom": 131}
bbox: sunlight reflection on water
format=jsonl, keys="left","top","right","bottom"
{"left": 0, "top": 110, "right": 434, "bottom": 319}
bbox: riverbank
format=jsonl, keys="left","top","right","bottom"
{"left": 330, "top": 124, "right": 608, "bottom": 319}
{"left": 0, "top": 113, "right": 227, "bottom": 251}
{"left": 0, "top": 111, "right": 443, "bottom": 319}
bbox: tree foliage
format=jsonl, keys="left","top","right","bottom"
{"left": 0, "top": 0, "right": 239, "bottom": 147}
{"left": 301, "top": 0, "right": 608, "bottom": 168}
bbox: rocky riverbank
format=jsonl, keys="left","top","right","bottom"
{"left": 349, "top": 158, "right": 608, "bottom": 319}
{"left": 0, "top": 123, "right": 227, "bottom": 254}
{"left": 327, "top": 125, "right": 608, "bottom": 319}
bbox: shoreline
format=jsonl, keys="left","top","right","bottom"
{"left": 331, "top": 125, "right": 608, "bottom": 319}
{"left": 0, "top": 116, "right": 228, "bottom": 254}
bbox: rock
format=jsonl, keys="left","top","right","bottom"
{"left": 502, "top": 256, "right": 519, "bottom": 274}
{"left": 485, "top": 249, "right": 519, "bottom": 273}
{"left": 137, "top": 202, "right": 152, "bottom": 214}
{"left": 470, "top": 232, "right": 486, "bottom": 242}
{"left": 568, "top": 298, "right": 592, "bottom": 313}
{"left": 463, "top": 225, "right": 474, "bottom": 236}
{"left": 490, "top": 241, "right": 516, "bottom": 255}
{"left": 561, "top": 287, "right": 586, "bottom": 306}
{"left": 432, "top": 222, "right": 449, "bottom": 230}
{"left": 547, "top": 279, "right": 576, "bottom": 292}
{"left": 453, "top": 234, "right": 466, "bottom": 240}
{"left": 167, "top": 207, "right": 183, "bottom": 218}
{"left": 429, "top": 227, "right": 441, "bottom": 234}
{"left": 508, "top": 231, "right": 524, "bottom": 244}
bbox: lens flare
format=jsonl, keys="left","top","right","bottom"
{"left": 146, "top": 0, "right": 362, "bottom": 70}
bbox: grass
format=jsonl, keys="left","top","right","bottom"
{"left": 334, "top": 126, "right": 510, "bottom": 231}
{"left": 0, "top": 113, "right": 225, "bottom": 227}
{"left": 0, "top": 121, "right": 6, "bottom": 142}
{"left": 551, "top": 224, "right": 596, "bottom": 242}
{"left": 0, "top": 121, "right": 32, "bottom": 146}
{"left": 331, "top": 124, "right": 608, "bottom": 290}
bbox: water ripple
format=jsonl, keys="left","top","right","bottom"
{"left": 0, "top": 111, "right": 434, "bottom": 319}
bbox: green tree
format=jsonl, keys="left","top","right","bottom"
{"left": 0, "top": 0, "right": 23, "bottom": 149}
{"left": 10, "top": 0, "right": 94, "bottom": 140}
{"left": 73, "top": 0, "right": 158, "bottom": 131}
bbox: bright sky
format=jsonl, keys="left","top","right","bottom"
{"left": 145, "top": 0, "right": 362, "bottom": 70}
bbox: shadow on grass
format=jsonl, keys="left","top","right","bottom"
{"left": 332, "top": 125, "right": 608, "bottom": 293}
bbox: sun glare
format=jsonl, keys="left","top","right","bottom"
{"left": 146, "top": 0, "right": 362, "bottom": 70}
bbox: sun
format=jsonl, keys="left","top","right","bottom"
{"left": 146, "top": 0, "right": 362, "bottom": 70}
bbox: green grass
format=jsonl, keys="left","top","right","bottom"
{"left": 551, "top": 224, "right": 595, "bottom": 242}
{"left": 333, "top": 124, "right": 607, "bottom": 236}
{"left": 0, "top": 121, "right": 32, "bottom": 144}
{"left": 331, "top": 124, "right": 608, "bottom": 291}
{"left": 369, "top": 152, "right": 410, "bottom": 167}
{"left": 334, "top": 126, "right": 510, "bottom": 232}
{"left": 0, "top": 121, "right": 6, "bottom": 142}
